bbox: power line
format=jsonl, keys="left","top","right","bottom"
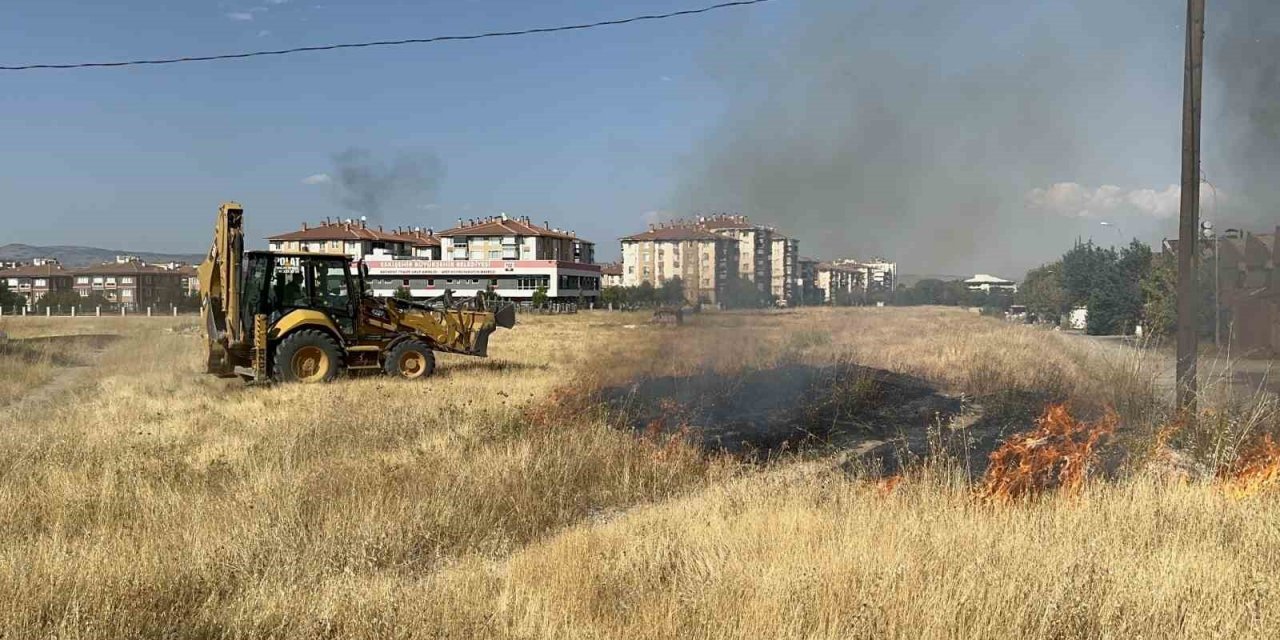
{"left": 1, "top": 0, "right": 775, "bottom": 72}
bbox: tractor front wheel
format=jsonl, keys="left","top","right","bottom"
{"left": 273, "top": 329, "right": 342, "bottom": 383}
{"left": 384, "top": 340, "right": 437, "bottom": 380}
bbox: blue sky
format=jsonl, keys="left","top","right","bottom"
{"left": 0, "top": 1, "right": 1261, "bottom": 273}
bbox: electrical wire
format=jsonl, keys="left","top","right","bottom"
{"left": 1, "top": 0, "right": 775, "bottom": 71}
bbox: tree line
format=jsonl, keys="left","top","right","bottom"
{"left": 891, "top": 238, "right": 1215, "bottom": 337}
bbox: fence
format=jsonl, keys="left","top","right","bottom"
{"left": 0, "top": 304, "right": 198, "bottom": 318}
{"left": 515, "top": 301, "right": 582, "bottom": 315}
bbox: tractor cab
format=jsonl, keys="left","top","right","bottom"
{"left": 241, "top": 251, "right": 361, "bottom": 341}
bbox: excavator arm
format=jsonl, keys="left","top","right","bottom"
{"left": 196, "top": 202, "right": 246, "bottom": 376}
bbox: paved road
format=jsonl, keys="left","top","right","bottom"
{"left": 1068, "top": 331, "right": 1280, "bottom": 400}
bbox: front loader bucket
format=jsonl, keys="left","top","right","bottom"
{"left": 493, "top": 302, "right": 517, "bottom": 329}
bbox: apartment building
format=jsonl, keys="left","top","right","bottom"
{"left": 438, "top": 215, "right": 594, "bottom": 264}
{"left": 599, "top": 263, "right": 624, "bottom": 288}
{"left": 770, "top": 234, "right": 800, "bottom": 305}
{"left": 816, "top": 262, "right": 867, "bottom": 303}
{"left": 861, "top": 259, "right": 897, "bottom": 292}
{"left": 364, "top": 215, "right": 600, "bottom": 302}
{"left": 267, "top": 219, "right": 411, "bottom": 259}
{"left": 0, "top": 261, "right": 73, "bottom": 305}
{"left": 620, "top": 224, "right": 739, "bottom": 305}
{"left": 394, "top": 228, "right": 442, "bottom": 259}
{"left": 699, "top": 214, "right": 774, "bottom": 296}
{"left": 798, "top": 256, "right": 822, "bottom": 305}
{"left": 71, "top": 258, "right": 189, "bottom": 310}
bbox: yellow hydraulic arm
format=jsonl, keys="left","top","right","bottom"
{"left": 196, "top": 202, "right": 246, "bottom": 375}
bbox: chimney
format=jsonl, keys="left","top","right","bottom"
{"left": 649, "top": 223, "right": 655, "bottom": 231}
{"left": 457, "top": 217, "right": 463, "bottom": 227}
{"left": 302, "top": 222, "right": 309, "bottom": 230}
{"left": 543, "top": 220, "right": 550, "bottom": 230}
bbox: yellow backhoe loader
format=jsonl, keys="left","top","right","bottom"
{"left": 197, "top": 202, "right": 515, "bottom": 383}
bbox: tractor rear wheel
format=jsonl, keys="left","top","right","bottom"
{"left": 385, "top": 340, "right": 436, "bottom": 380}
{"left": 273, "top": 329, "right": 342, "bottom": 383}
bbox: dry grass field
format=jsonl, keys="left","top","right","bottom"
{"left": 1, "top": 307, "right": 1278, "bottom": 638}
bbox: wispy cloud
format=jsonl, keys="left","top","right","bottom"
{"left": 266, "top": 0, "right": 290, "bottom": 4}
{"left": 1026, "top": 182, "right": 1219, "bottom": 220}
{"left": 257, "top": 29, "right": 271, "bottom": 37}
{"left": 301, "top": 173, "right": 332, "bottom": 185}
{"left": 226, "top": 12, "right": 255, "bottom": 21}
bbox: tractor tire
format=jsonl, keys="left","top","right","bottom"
{"left": 384, "top": 340, "right": 437, "bottom": 380}
{"left": 273, "top": 329, "right": 342, "bottom": 383}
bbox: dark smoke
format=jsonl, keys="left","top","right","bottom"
{"left": 1211, "top": 0, "right": 1280, "bottom": 224}
{"left": 674, "top": 1, "right": 1141, "bottom": 275}
{"left": 330, "top": 148, "right": 444, "bottom": 222}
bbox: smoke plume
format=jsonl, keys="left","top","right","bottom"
{"left": 330, "top": 148, "right": 444, "bottom": 222}
{"left": 674, "top": 1, "right": 1152, "bottom": 275}
{"left": 1210, "top": 0, "right": 1280, "bottom": 225}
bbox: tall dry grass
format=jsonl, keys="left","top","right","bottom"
{"left": 0, "top": 307, "right": 1276, "bottom": 638}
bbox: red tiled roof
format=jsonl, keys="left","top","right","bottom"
{"left": 437, "top": 218, "right": 580, "bottom": 241}
{"left": 391, "top": 230, "right": 442, "bottom": 247}
{"left": 268, "top": 222, "right": 408, "bottom": 243}
{"left": 599, "top": 262, "right": 623, "bottom": 276}
{"left": 621, "top": 226, "right": 733, "bottom": 242}
{"left": 0, "top": 264, "right": 70, "bottom": 278}
{"left": 70, "top": 263, "right": 186, "bottom": 277}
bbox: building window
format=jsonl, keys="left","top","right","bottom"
{"left": 516, "top": 276, "right": 547, "bottom": 290}
{"left": 402, "top": 279, "right": 411, "bottom": 287}
{"left": 489, "top": 249, "right": 502, "bottom": 259}
{"left": 34, "top": 279, "right": 46, "bottom": 287}
{"left": 76, "top": 277, "right": 88, "bottom": 284}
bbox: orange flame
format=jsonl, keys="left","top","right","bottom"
{"left": 978, "top": 404, "right": 1115, "bottom": 502}
{"left": 1220, "top": 434, "right": 1280, "bottom": 499}
{"left": 876, "top": 474, "right": 903, "bottom": 495}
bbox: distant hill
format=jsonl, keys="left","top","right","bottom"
{"left": 0, "top": 243, "right": 204, "bottom": 268}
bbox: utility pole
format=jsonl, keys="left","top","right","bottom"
{"left": 1176, "top": 0, "right": 1206, "bottom": 413}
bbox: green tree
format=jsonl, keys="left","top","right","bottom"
{"left": 1018, "top": 262, "right": 1068, "bottom": 321}
{"left": 633, "top": 281, "right": 656, "bottom": 307}
{"left": 0, "top": 281, "right": 23, "bottom": 309}
{"left": 34, "top": 290, "right": 84, "bottom": 311}
{"left": 393, "top": 286, "right": 413, "bottom": 301}
{"left": 722, "top": 277, "right": 767, "bottom": 309}
{"left": 1140, "top": 251, "right": 1216, "bottom": 338}
{"left": 1061, "top": 240, "right": 1115, "bottom": 308}
{"left": 531, "top": 285, "right": 549, "bottom": 309}
{"left": 600, "top": 286, "right": 626, "bottom": 309}
{"left": 659, "top": 277, "right": 686, "bottom": 306}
